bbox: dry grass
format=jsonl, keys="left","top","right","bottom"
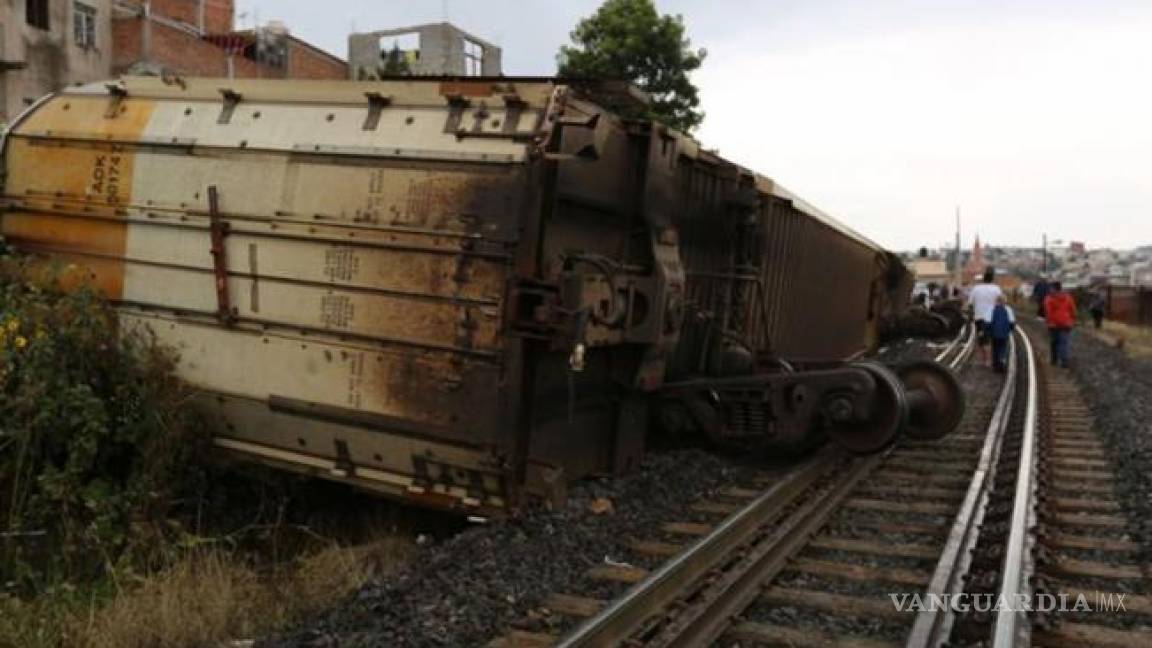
{"left": 1, "top": 590, "right": 89, "bottom": 648}
{"left": 1086, "top": 319, "right": 1152, "bottom": 359}
{"left": 1, "top": 537, "right": 411, "bottom": 648}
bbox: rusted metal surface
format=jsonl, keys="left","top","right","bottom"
{"left": 0, "top": 75, "right": 931, "bottom": 513}
{"left": 206, "top": 185, "right": 234, "bottom": 323}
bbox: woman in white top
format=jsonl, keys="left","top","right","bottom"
{"left": 967, "top": 267, "right": 1004, "bottom": 367}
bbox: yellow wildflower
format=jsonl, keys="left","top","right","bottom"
{"left": 13, "top": 336, "right": 27, "bottom": 349}
{"left": 5, "top": 319, "right": 17, "bottom": 333}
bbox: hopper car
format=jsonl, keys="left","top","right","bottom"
{"left": 0, "top": 76, "right": 961, "bottom": 514}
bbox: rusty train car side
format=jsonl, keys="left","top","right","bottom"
{"left": 0, "top": 77, "right": 953, "bottom": 514}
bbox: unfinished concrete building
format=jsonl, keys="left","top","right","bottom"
{"left": 348, "top": 22, "right": 501, "bottom": 79}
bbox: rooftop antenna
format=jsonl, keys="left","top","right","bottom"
{"left": 953, "top": 205, "right": 962, "bottom": 288}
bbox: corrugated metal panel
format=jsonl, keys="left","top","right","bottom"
{"left": 1, "top": 77, "right": 545, "bottom": 512}
{"left": 759, "top": 198, "right": 877, "bottom": 360}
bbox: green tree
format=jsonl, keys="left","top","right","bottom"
{"left": 558, "top": 0, "right": 707, "bottom": 132}
{"left": 379, "top": 44, "right": 412, "bottom": 77}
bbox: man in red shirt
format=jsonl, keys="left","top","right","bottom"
{"left": 1044, "top": 281, "right": 1077, "bottom": 368}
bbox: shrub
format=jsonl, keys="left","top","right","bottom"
{"left": 0, "top": 251, "right": 209, "bottom": 590}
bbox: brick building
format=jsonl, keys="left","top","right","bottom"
{"left": 0, "top": 1, "right": 345, "bottom": 125}
{"left": 0, "top": 0, "right": 114, "bottom": 124}
{"left": 113, "top": 0, "right": 346, "bottom": 79}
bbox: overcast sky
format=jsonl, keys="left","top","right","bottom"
{"left": 235, "top": 0, "right": 1152, "bottom": 252}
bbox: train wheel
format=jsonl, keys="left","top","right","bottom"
{"left": 827, "top": 361, "right": 909, "bottom": 454}
{"left": 897, "top": 361, "right": 965, "bottom": 440}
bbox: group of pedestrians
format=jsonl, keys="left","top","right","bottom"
{"left": 968, "top": 269, "right": 1015, "bottom": 373}
{"left": 966, "top": 268, "right": 1082, "bottom": 372}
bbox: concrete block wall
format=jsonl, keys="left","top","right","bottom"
{"left": 348, "top": 22, "right": 502, "bottom": 79}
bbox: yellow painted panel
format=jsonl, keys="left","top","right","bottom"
{"left": 4, "top": 96, "right": 156, "bottom": 299}
{"left": 1, "top": 212, "right": 131, "bottom": 298}
{"left": 14, "top": 94, "right": 156, "bottom": 140}
{"left": 6, "top": 139, "right": 140, "bottom": 212}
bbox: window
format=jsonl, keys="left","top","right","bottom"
{"left": 26, "top": 0, "right": 49, "bottom": 31}
{"left": 74, "top": 3, "right": 97, "bottom": 49}
{"left": 463, "top": 39, "right": 484, "bottom": 76}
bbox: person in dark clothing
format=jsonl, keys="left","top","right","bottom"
{"left": 1089, "top": 290, "right": 1106, "bottom": 329}
{"left": 1044, "top": 281, "right": 1076, "bottom": 368}
{"left": 989, "top": 295, "right": 1016, "bottom": 373}
{"left": 1032, "top": 276, "right": 1050, "bottom": 319}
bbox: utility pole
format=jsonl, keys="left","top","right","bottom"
{"left": 1042, "top": 233, "right": 1047, "bottom": 275}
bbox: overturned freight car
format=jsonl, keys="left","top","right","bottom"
{"left": 0, "top": 76, "right": 959, "bottom": 513}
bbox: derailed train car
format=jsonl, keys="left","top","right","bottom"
{"left": 0, "top": 76, "right": 959, "bottom": 513}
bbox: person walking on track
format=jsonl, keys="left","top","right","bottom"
{"left": 1044, "top": 281, "right": 1077, "bottom": 368}
{"left": 1089, "top": 289, "right": 1106, "bottom": 329}
{"left": 1032, "top": 275, "right": 1050, "bottom": 319}
{"left": 989, "top": 295, "right": 1016, "bottom": 373}
{"left": 967, "top": 267, "right": 1004, "bottom": 368}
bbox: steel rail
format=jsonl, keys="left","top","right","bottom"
{"left": 945, "top": 321, "right": 976, "bottom": 370}
{"left": 650, "top": 454, "right": 884, "bottom": 648}
{"left": 934, "top": 321, "right": 972, "bottom": 367}
{"left": 992, "top": 325, "right": 1039, "bottom": 647}
{"left": 553, "top": 450, "right": 845, "bottom": 648}
{"left": 905, "top": 329, "right": 1020, "bottom": 647}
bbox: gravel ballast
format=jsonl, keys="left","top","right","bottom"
{"left": 263, "top": 449, "right": 766, "bottom": 648}
{"left": 1042, "top": 323, "right": 1152, "bottom": 562}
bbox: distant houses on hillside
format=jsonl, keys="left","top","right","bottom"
{"left": 905, "top": 240, "right": 1152, "bottom": 290}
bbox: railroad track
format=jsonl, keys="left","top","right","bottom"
{"left": 487, "top": 321, "right": 1152, "bottom": 648}
{"left": 946, "top": 324, "right": 1152, "bottom": 648}
{"left": 488, "top": 326, "right": 980, "bottom": 648}
{"left": 547, "top": 327, "right": 989, "bottom": 648}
